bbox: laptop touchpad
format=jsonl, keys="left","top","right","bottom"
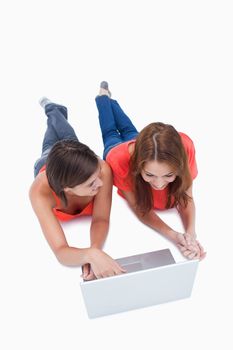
{"left": 117, "top": 249, "right": 175, "bottom": 274}
{"left": 121, "top": 262, "right": 142, "bottom": 273}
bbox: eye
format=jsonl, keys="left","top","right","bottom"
{"left": 145, "top": 173, "right": 154, "bottom": 177}
{"left": 165, "top": 174, "right": 174, "bottom": 178}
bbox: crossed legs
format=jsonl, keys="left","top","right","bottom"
{"left": 34, "top": 102, "right": 78, "bottom": 177}
{"left": 95, "top": 95, "right": 138, "bottom": 159}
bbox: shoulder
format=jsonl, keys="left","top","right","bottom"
{"left": 179, "top": 132, "right": 196, "bottom": 154}
{"left": 30, "top": 171, "right": 50, "bottom": 193}
{"left": 98, "top": 160, "right": 113, "bottom": 189}
{"left": 29, "top": 171, "right": 55, "bottom": 206}
{"left": 179, "top": 132, "right": 195, "bottom": 148}
{"left": 106, "top": 141, "right": 131, "bottom": 175}
{"left": 99, "top": 159, "right": 112, "bottom": 177}
{"left": 179, "top": 132, "right": 198, "bottom": 179}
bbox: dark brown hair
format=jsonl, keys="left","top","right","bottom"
{"left": 129, "top": 122, "right": 192, "bottom": 214}
{"left": 46, "top": 139, "right": 99, "bottom": 206}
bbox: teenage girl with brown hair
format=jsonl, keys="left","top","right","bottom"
{"left": 95, "top": 82, "right": 206, "bottom": 260}
{"left": 30, "top": 98, "right": 125, "bottom": 280}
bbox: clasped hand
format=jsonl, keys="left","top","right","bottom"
{"left": 176, "top": 232, "right": 206, "bottom": 260}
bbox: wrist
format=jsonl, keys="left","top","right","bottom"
{"left": 185, "top": 231, "right": 197, "bottom": 239}
{"left": 86, "top": 247, "right": 101, "bottom": 264}
{"left": 90, "top": 243, "right": 103, "bottom": 249}
{"left": 84, "top": 247, "right": 96, "bottom": 264}
{"left": 166, "top": 229, "right": 179, "bottom": 243}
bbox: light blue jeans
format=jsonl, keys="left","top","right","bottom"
{"left": 34, "top": 103, "right": 78, "bottom": 177}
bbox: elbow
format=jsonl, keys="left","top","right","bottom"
{"left": 55, "top": 251, "right": 66, "bottom": 266}
{"left": 54, "top": 246, "right": 69, "bottom": 266}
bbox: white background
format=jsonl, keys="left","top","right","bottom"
{"left": 1, "top": 1, "right": 232, "bottom": 349}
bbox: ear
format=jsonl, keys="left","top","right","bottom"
{"left": 63, "top": 187, "right": 70, "bottom": 193}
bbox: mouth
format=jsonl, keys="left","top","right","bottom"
{"left": 150, "top": 184, "right": 166, "bottom": 190}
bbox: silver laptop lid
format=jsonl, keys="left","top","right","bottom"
{"left": 80, "top": 249, "right": 199, "bottom": 318}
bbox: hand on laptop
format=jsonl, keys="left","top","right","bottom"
{"left": 81, "top": 248, "right": 126, "bottom": 280}
{"left": 175, "top": 232, "right": 206, "bottom": 260}
{"left": 81, "top": 263, "right": 96, "bottom": 281}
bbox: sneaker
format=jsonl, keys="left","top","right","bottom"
{"left": 39, "top": 96, "right": 52, "bottom": 109}
{"left": 99, "top": 81, "right": 111, "bottom": 97}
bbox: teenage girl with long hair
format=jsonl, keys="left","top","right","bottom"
{"left": 30, "top": 98, "right": 125, "bottom": 280}
{"left": 95, "top": 82, "right": 206, "bottom": 260}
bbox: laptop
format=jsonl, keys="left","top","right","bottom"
{"left": 80, "top": 249, "right": 199, "bottom": 318}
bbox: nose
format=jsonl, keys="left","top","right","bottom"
{"left": 151, "top": 179, "right": 165, "bottom": 189}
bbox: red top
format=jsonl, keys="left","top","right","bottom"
{"left": 106, "top": 132, "right": 198, "bottom": 210}
{"left": 39, "top": 165, "right": 93, "bottom": 221}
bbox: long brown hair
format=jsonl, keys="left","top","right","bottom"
{"left": 129, "top": 122, "right": 192, "bottom": 214}
{"left": 46, "top": 139, "right": 99, "bottom": 206}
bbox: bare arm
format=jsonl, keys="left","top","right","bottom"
{"left": 82, "top": 161, "right": 126, "bottom": 279}
{"left": 29, "top": 173, "right": 91, "bottom": 267}
{"left": 120, "top": 189, "right": 206, "bottom": 259}
{"left": 178, "top": 185, "right": 206, "bottom": 259}
{"left": 90, "top": 161, "right": 113, "bottom": 249}
{"left": 178, "top": 185, "right": 196, "bottom": 237}
{"left": 120, "top": 189, "right": 178, "bottom": 243}
{"left": 29, "top": 169, "right": 125, "bottom": 278}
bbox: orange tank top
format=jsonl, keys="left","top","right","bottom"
{"left": 39, "top": 165, "right": 93, "bottom": 221}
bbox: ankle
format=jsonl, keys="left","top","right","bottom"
{"left": 39, "top": 97, "right": 52, "bottom": 109}
{"left": 98, "top": 88, "right": 111, "bottom": 97}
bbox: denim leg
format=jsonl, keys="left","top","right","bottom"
{"left": 110, "top": 99, "right": 139, "bottom": 141}
{"left": 41, "top": 118, "right": 59, "bottom": 154}
{"left": 34, "top": 149, "right": 51, "bottom": 178}
{"left": 43, "top": 103, "right": 78, "bottom": 149}
{"left": 95, "top": 95, "right": 123, "bottom": 159}
{"left": 34, "top": 103, "right": 78, "bottom": 177}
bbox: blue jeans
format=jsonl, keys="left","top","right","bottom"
{"left": 95, "top": 95, "right": 139, "bottom": 159}
{"left": 33, "top": 103, "right": 78, "bottom": 177}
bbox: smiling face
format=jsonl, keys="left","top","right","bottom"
{"left": 64, "top": 166, "right": 103, "bottom": 197}
{"left": 141, "top": 160, "right": 177, "bottom": 190}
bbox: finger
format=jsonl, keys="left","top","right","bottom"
{"left": 189, "top": 251, "right": 200, "bottom": 260}
{"left": 182, "top": 249, "right": 193, "bottom": 257}
{"left": 177, "top": 244, "right": 188, "bottom": 253}
{"left": 119, "top": 266, "right": 127, "bottom": 273}
{"left": 199, "top": 251, "right": 207, "bottom": 260}
{"left": 183, "top": 247, "right": 199, "bottom": 258}
{"left": 185, "top": 250, "right": 198, "bottom": 259}
{"left": 189, "top": 244, "right": 199, "bottom": 254}
{"left": 197, "top": 241, "right": 205, "bottom": 254}
{"left": 102, "top": 271, "right": 115, "bottom": 278}
{"left": 83, "top": 264, "right": 90, "bottom": 278}
{"left": 80, "top": 265, "right": 85, "bottom": 278}
{"left": 185, "top": 235, "right": 192, "bottom": 246}
{"left": 84, "top": 271, "right": 96, "bottom": 281}
{"left": 83, "top": 273, "right": 95, "bottom": 281}
{"left": 196, "top": 241, "right": 207, "bottom": 259}
{"left": 114, "top": 268, "right": 126, "bottom": 275}
{"left": 179, "top": 234, "right": 187, "bottom": 246}
{"left": 114, "top": 261, "right": 127, "bottom": 273}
